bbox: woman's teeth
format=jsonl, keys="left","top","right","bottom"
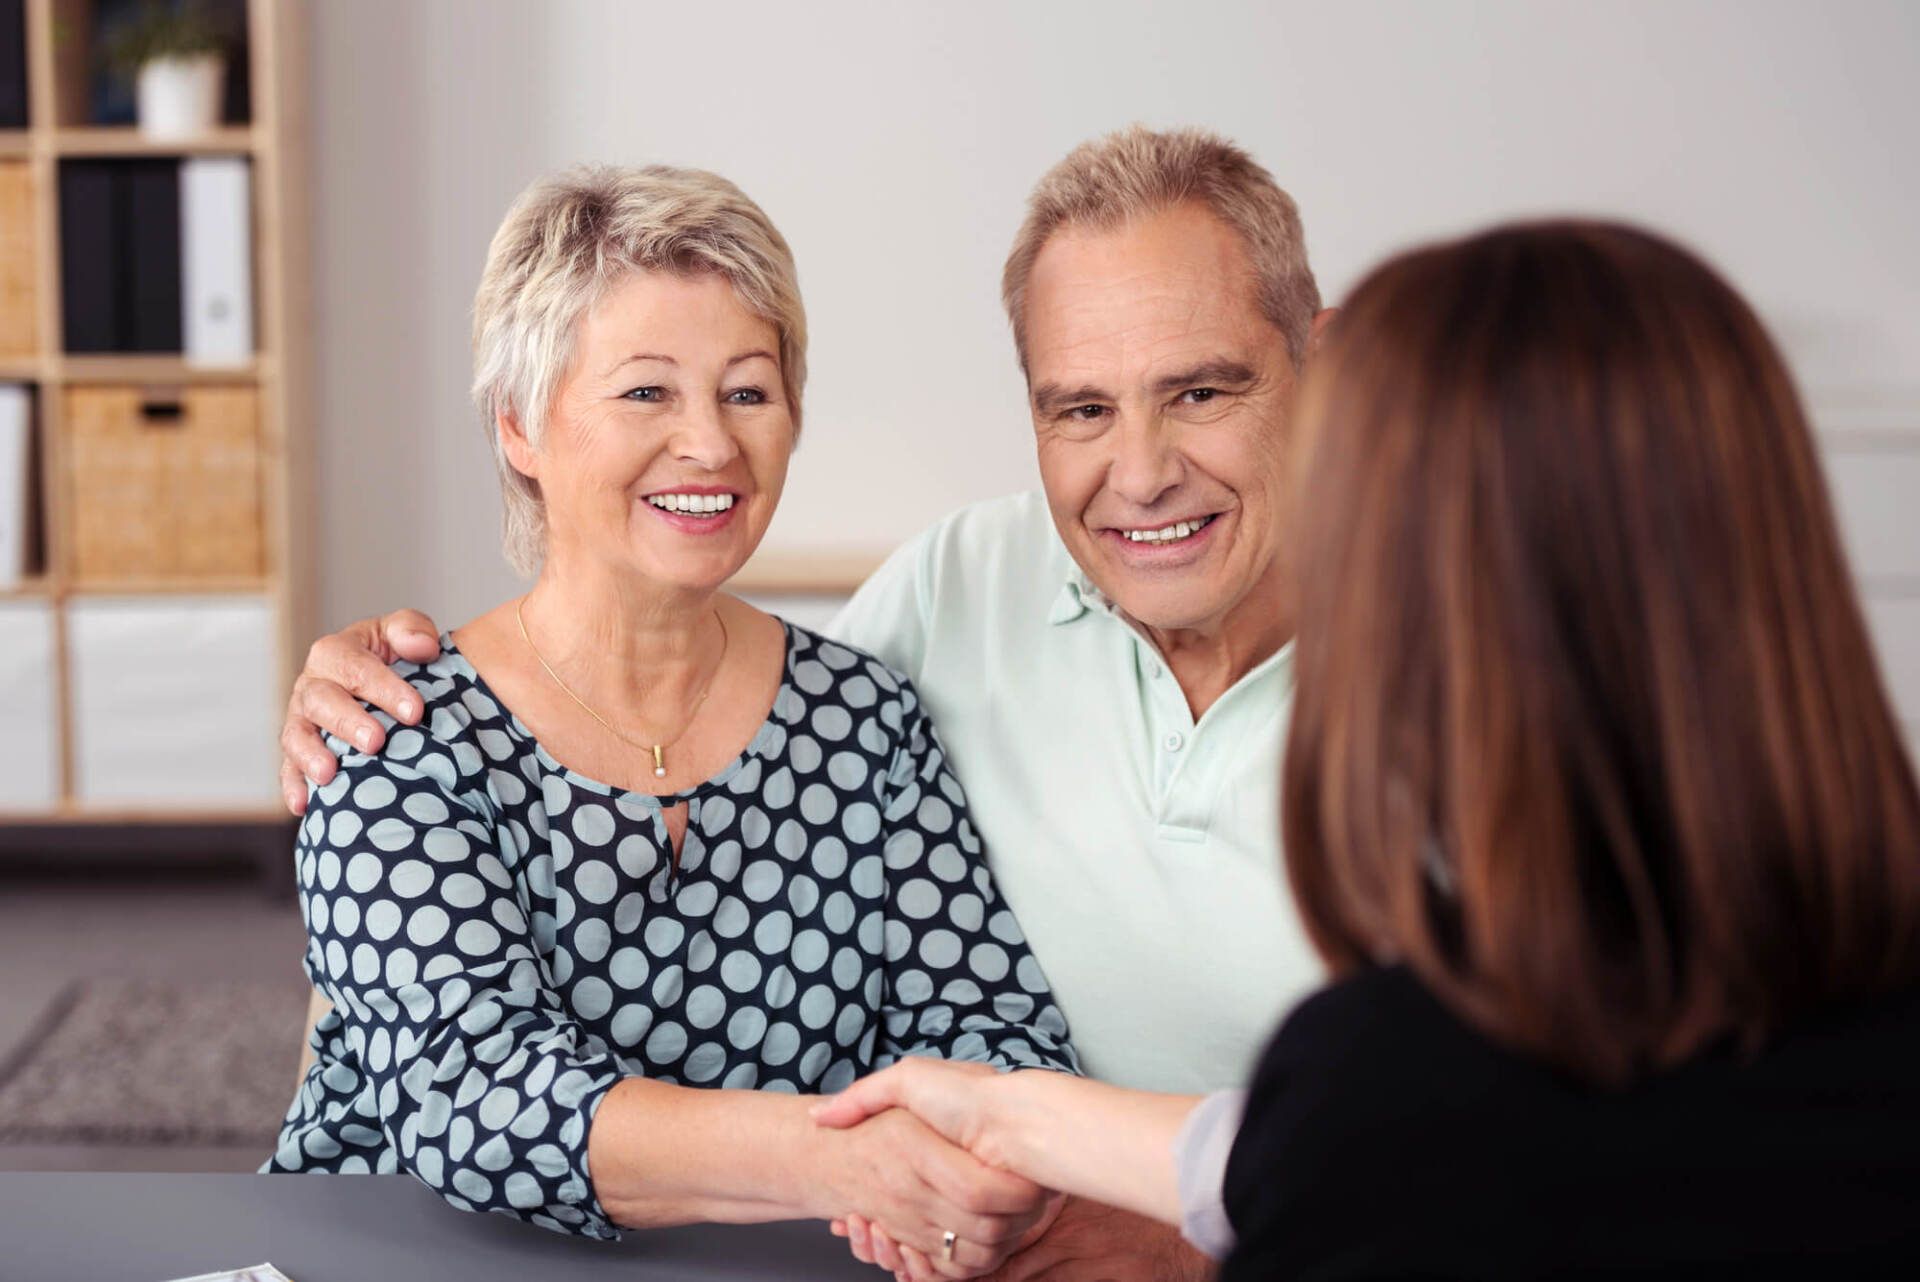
{"left": 648, "top": 493, "right": 736, "bottom": 516}
{"left": 1122, "top": 514, "right": 1216, "bottom": 544}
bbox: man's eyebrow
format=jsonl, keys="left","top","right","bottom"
{"left": 1150, "top": 360, "right": 1258, "bottom": 395}
{"left": 1030, "top": 382, "right": 1111, "bottom": 414}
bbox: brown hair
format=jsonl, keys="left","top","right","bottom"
{"left": 1284, "top": 221, "right": 1920, "bottom": 1085}
{"left": 1001, "top": 125, "right": 1321, "bottom": 370}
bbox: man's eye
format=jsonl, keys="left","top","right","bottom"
{"left": 1065, "top": 404, "right": 1108, "bottom": 422}
{"left": 624, "top": 386, "right": 667, "bottom": 403}
{"left": 726, "top": 387, "right": 767, "bottom": 406}
{"left": 1181, "top": 388, "right": 1218, "bottom": 404}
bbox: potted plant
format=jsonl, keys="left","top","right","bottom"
{"left": 104, "top": 2, "right": 230, "bottom": 141}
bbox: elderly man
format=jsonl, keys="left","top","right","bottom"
{"left": 279, "top": 125, "right": 1331, "bottom": 1280}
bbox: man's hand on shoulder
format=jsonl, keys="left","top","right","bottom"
{"left": 983, "top": 1196, "right": 1213, "bottom": 1282}
{"left": 280, "top": 608, "right": 444, "bottom": 813}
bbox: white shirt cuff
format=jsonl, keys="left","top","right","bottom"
{"left": 1171, "top": 1087, "right": 1247, "bottom": 1260}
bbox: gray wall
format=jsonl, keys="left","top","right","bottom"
{"left": 307, "top": 0, "right": 1920, "bottom": 749}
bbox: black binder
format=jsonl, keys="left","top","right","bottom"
{"left": 125, "top": 160, "right": 182, "bottom": 352}
{"left": 59, "top": 159, "right": 184, "bottom": 353}
{"left": 0, "top": 0, "right": 25, "bottom": 130}
{"left": 60, "top": 162, "right": 119, "bottom": 353}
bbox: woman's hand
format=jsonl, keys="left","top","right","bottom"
{"left": 813, "top": 1062, "right": 1032, "bottom": 1279}
{"left": 816, "top": 1062, "right": 1202, "bottom": 1275}
{"left": 811, "top": 1058, "right": 1007, "bottom": 1163}
{"left": 813, "top": 1105, "right": 1051, "bottom": 1279}
{"left": 280, "top": 608, "right": 444, "bottom": 813}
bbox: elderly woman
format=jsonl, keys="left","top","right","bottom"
{"left": 265, "top": 165, "right": 1077, "bottom": 1272}
{"left": 814, "top": 221, "right": 1920, "bottom": 1278}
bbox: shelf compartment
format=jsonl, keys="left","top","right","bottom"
{"left": 67, "top": 594, "right": 280, "bottom": 807}
{"left": 64, "top": 381, "right": 264, "bottom": 583}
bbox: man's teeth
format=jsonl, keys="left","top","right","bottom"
{"left": 648, "top": 493, "right": 736, "bottom": 515}
{"left": 1122, "top": 515, "right": 1214, "bottom": 544}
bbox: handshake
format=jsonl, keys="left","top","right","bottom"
{"left": 809, "top": 1060, "right": 1050, "bottom": 1281}
{"left": 805, "top": 1061, "right": 1201, "bottom": 1282}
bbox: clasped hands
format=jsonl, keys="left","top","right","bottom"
{"left": 813, "top": 1060, "right": 1052, "bottom": 1281}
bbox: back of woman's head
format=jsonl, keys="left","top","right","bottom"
{"left": 1284, "top": 220, "right": 1920, "bottom": 1085}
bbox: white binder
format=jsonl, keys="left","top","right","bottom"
{"left": 0, "top": 382, "right": 29, "bottom": 587}
{"left": 180, "top": 156, "right": 255, "bottom": 367}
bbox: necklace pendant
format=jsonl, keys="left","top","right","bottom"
{"left": 652, "top": 744, "right": 667, "bottom": 778}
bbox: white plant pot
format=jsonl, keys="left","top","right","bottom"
{"left": 135, "top": 54, "right": 225, "bottom": 140}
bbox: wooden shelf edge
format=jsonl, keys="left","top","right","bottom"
{"left": 66, "top": 576, "right": 273, "bottom": 597}
{"left": 48, "top": 125, "right": 258, "bottom": 157}
{"left": 0, "top": 802, "right": 292, "bottom": 826}
{"left": 55, "top": 354, "right": 267, "bottom": 383}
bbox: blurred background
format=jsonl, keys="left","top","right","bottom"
{"left": 0, "top": 0, "right": 1914, "bottom": 1173}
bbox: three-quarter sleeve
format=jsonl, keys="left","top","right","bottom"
{"left": 872, "top": 686, "right": 1080, "bottom": 1075}
{"left": 275, "top": 731, "right": 626, "bottom": 1239}
{"left": 1174, "top": 1087, "right": 1248, "bottom": 1259}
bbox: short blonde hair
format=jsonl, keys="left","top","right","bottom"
{"left": 471, "top": 164, "right": 807, "bottom": 575}
{"left": 1001, "top": 125, "right": 1321, "bottom": 370}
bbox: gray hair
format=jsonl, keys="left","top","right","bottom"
{"left": 471, "top": 164, "right": 807, "bottom": 575}
{"left": 1001, "top": 125, "right": 1321, "bottom": 370}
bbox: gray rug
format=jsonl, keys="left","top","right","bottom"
{"left": 0, "top": 977, "right": 308, "bottom": 1146}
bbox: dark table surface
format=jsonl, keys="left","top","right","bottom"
{"left": 0, "top": 1172, "right": 876, "bottom": 1282}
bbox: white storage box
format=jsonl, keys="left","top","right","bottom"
{"left": 68, "top": 596, "right": 279, "bottom": 806}
{"left": 0, "top": 599, "right": 58, "bottom": 808}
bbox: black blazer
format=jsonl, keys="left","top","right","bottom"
{"left": 1221, "top": 966, "right": 1920, "bottom": 1279}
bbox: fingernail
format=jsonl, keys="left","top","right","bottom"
{"left": 356, "top": 727, "right": 375, "bottom": 750}
{"left": 405, "top": 631, "right": 434, "bottom": 646}
{"left": 400, "top": 699, "right": 420, "bottom": 721}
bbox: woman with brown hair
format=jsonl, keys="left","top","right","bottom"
{"left": 811, "top": 221, "right": 1920, "bottom": 1278}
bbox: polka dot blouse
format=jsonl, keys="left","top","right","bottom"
{"left": 265, "top": 620, "right": 1079, "bottom": 1239}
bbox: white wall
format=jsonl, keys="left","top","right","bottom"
{"left": 308, "top": 0, "right": 1920, "bottom": 744}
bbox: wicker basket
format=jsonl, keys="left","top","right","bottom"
{"left": 0, "top": 162, "right": 36, "bottom": 358}
{"left": 64, "top": 384, "right": 263, "bottom": 581}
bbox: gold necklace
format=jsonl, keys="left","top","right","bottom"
{"left": 515, "top": 597, "right": 730, "bottom": 780}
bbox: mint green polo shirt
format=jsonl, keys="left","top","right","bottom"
{"left": 829, "top": 492, "right": 1324, "bottom": 1092}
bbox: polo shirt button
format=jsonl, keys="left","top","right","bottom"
{"left": 1163, "top": 731, "right": 1185, "bottom": 753}
{"left": 1147, "top": 662, "right": 1164, "bottom": 679}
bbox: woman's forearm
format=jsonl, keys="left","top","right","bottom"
{"left": 586, "top": 1077, "right": 839, "bottom": 1228}
{"left": 977, "top": 1072, "right": 1201, "bottom": 1226}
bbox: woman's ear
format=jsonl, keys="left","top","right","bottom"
{"left": 1309, "top": 307, "right": 1340, "bottom": 355}
{"left": 498, "top": 406, "right": 540, "bottom": 480}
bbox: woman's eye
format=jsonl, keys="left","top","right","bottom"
{"left": 624, "top": 386, "right": 667, "bottom": 403}
{"left": 726, "top": 387, "right": 767, "bottom": 406}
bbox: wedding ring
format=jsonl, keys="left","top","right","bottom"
{"left": 941, "top": 1229, "right": 958, "bottom": 1262}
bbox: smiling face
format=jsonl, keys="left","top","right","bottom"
{"left": 1023, "top": 202, "right": 1302, "bottom": 634}
{"left": 505, "top": 268, "right": 794, "bottom": 594}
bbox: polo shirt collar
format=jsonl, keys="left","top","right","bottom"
{"left": 1047, "top": 563, "right": 1116, "bottom": 625}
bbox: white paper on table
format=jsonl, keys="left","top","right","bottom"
{"left": 164, "top": 1266, "right": 293, "bottom": 1282}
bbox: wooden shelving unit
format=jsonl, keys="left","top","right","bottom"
{"left": 0, "top": 0, "right": 310, "bottom": 828}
